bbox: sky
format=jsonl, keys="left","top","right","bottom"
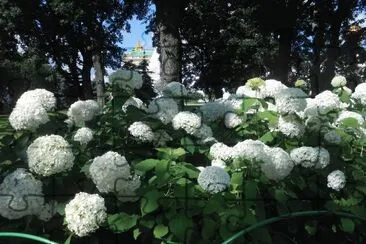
{"left": 120, "top": 17, "right": 153, "bottom": 49}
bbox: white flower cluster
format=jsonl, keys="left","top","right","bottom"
{"left": 172, "top": 111, "right": 202, "bottom": 135}
{"left": 89, "top": 151, "right": 140, "bottom": 202}
{"left": 162, "top": 82, "right": 188, "bottom": 98}
{"left": 327, "top": 170, "right": 346, "bottom": 191}
{"left": 224, "top": 112, "right": 244, "bottom": 128}
{"left": 9, "top": 89, "right": 56, "bottom": 131}
{"left": 260, "top": 79, "right": 288, "bottom": 98}
{"left": 27, "top": 135, "right": 75, "bottom": 177}
{"left": 89, "top": 151, "right": 130, "bottom": 193}
{"left": 331, "top": 75, "right": 347, "bottom": 87}
{"left": 275, "top": 88, "right": 308, "bottom": 115}
{"left": 197, "top": 166, "right": 230, "bottom": 194}
{"left": 210, "top": 139, "right": 294, "bottom": 180}
{"left": 73, "top": 127, "right": 93, "bottom": 145}
{"left": 147, "top": 97, "right": 179, "bottom": 124}
{"left": 211, "top": 159, "right": 227, "bottom": 168}
{"left": 199, "top": 100, "right": 237, "bottom": 122}
{"left": 351, "top": 83, "right": 366, "bottom": 105}
{"left": 336, "top": 111, "right": 364, "bottom": 126}
{"left": 122, "top": 97, "right": 146, "bottom": 112}
{"left": 109, "top": 69, "right": 143, "bottom": 91}
{"left": 261, "top": 147, "right": 294, "bottom": 181}
{"left": 277, "top": 115, "right": 305, "bottom": 138}
{"left": 290, "top": 147, "right": 330, "bottom": 169}
{"left": 304, "top": 91, "right": 341, "bottom": 116}
{"left": 236, "top": 85, "right": 262, "bottom": 98}
{"left": 231, "top": 139, "right": 269, "bottom": 162}
{"left": 0, "top": 168, "right": 44, "bottom": 220}
{"left": 128, "top": 121, "right": 155, "bottom": 142}
{"left": 64, "top": 192, "right": 107, "bottom": 237}
{"left": 209, "top": 142, "right": 233, "bottom": 161}
{"left": 67, "top": 100, "right": 99, "bottom": 126}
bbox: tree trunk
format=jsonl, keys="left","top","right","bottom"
{"left": 273, "top": 29, "right": 293, "bottom": 85}
{"left": 310, "top": 1, "right": 327, "bottom": 96}
{"left": 319, "top": 0, "right": 354, "bottom": 92}
{"left": 92, "top": 53, "right": 105, "bottom": 109}
{"left": 81, "top": 52, "right": 93, "bottom": 99}
{"left": 154, "top": 0, "right": 185, "bottom": 90}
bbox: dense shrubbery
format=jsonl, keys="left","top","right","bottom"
{"left": 1, "top": 72, "right": 366, "bottom": 243}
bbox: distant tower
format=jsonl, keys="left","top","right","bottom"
{"left": 122, "top": 41, "right": 153, "bottom": 65}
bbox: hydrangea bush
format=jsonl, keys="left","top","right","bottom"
{"left": 1, "top": 73, "right": 366, "bottom": 243}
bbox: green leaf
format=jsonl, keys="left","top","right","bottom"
{"left": 135, "top": 159, "right": 160, "bottom": 172}
{"left": 231, "top": 172, "right": 243, "bottom": 191}
{"left": 340, "top": 118, "right": 359, "bottom": 128}
{"left": 64, "top": 234, "right": 72, "bottom": 244}
{"left": 259, "top": 131, "right": 274, "bottom": 143}
{"left": 156, "top": 147, "right": 186, "bottom": 160}
{"left": 181, "top": 137, "right": 195, "bottom": 154}
{"left": 201, "top": 217, "right": 217, "bottom": 239}
{"left": 340, "top": 218, "right": 355, "bottom": 233}
{"left": 241, "top": 98, "right": 258, "bottom": 113}
{"left": 108, "top": 213, "right": 138, "bottom": 233}
{"left": 141, "top": 190, "right": 163, "bottom": 215}
{"left": 274, "top": 189, "right": 288, "bottom": 203}
{"left": 304, "top": 220, "right": 317, "bottom": 235}
{"left": 169, "top": 214, "right": 194, "bottom": 241}
{"left": 133, "top": 228, "right": 142, "bottom": 240}
{"left": 153, "top": 224, "right": 169, "bottom": 238}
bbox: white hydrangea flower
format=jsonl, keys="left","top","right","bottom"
{"left": 231, "top": 139, "right": 269, "bottom": 162}
{"left": 275, "top": 88, "right": 308, "bottom": 115}
{"left": 278, "top": 115, "right": 305, "bottom": 138}
{"left": 197, "top": 166, "right": 230, "bottom": 194}
{"left": 147, "top": 97, "right": 179, "bottom": 124}
{"left": 197, "top": 166, "right": 205, "bottom": 172}
{"left": 331, "top": 75, "right": 347, "bottom": 87}
{"left": 153, "top": 130, "right": 173, "bottom": 147}
{"left": 324, "top": 130, "right": 342, "bottom": 144}
{"left": 122, "top": 97, "right": 146, "bottom": 112}
{"left": 260, "top": 79, "right": 288, "bottom": 98}
{"left": 209, "top": 142, "right": 232, "bottom": 161}
{"left": 162, "top": 82, "right": 188, "bottom": 98}
{"left": 351, "top": 83, "right": 366, "bottom": 105}
{"left": 310, "top": 91, "right": 341, "bottom": 115}
{"left": 9, "top": 102, "right": 50, "bottom": 131}
{"left": 67, "top": 100, "right": 100, "bottom": 126}
{"left": 236, "top": 85, "right": 262, "bottom": 98}
{"left": 128, "top": 121, "right": 155, "bottom": 142}
{"left": 199, "top": 100, "right": 235, "bottom": 122}
{"left": 27, "top": 135, "right": 75, "bottom": 177}
{"left": 172, "top": 111, "right": 202, "bottom": 135}
{"left": 89, "top": 151, "right": 132, "bottom": 194}
{"left": 336, "top": 111, "right": 364, "bottom": 126}
{"left": 109, "top": 69, "right": 143, "bottom": 91}
{"left": 64, "top": 192, "right": 107, "bottom": 237}
{"left": 16, "top": 89, "right": 56, "bottom": 111}
{"left": 0, "top": 168, "right": 44, "bottom": 220}
{"left": 224, "top": 112, "right": 243, "bottom": 128}
{"left": 261, "top": 147, "right": 294, "bottom": 181}
{"left": 327, "top": 170, "right": 346, "bottom": 191}
{"left": 115, "top": 175, "right": 141, "bottom": 203}
{"left": 73, "top": 127, "right": 93, "bottom": 145}
{"left": 211, "top": 159, "right": 227, "bottom": 168}
{"left": 193, "top": 124, "right": 213, "bottom": 140}
{"left": 290, "top": 147, "right": 330, "bottom": 169}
